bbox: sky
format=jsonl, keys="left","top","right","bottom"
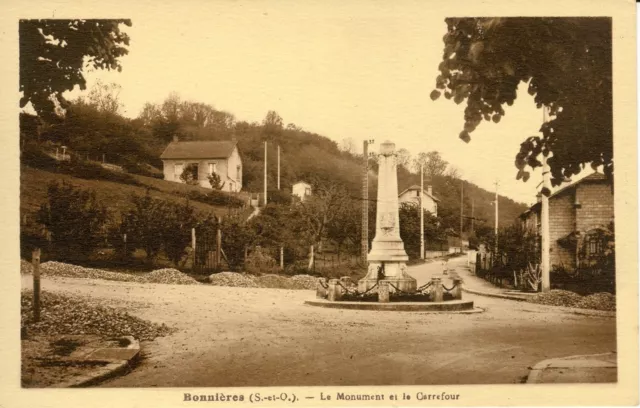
{"left": 62, "top": 2, "right": 586, "bottom": 205}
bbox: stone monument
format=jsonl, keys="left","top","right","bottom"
{"left": 358, "top": 141, "right": 418, "bottom": 293}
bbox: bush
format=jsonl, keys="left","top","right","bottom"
{"left": 183, "top": 190, "right": 245, "bottom": 208}
{"left": 36, "top": 182, "right": 108, "bottom": 261}
{"left": 244, "top": 247, "right": 279, "bottom": 275}
{"left": 121, "top": 193, "right": 198, "bottom": 265}
{"left": 220, "top": 216, "right": 254, "bottom": 271}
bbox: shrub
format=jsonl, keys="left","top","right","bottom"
{"left": 244, "top": 247, "right": 279, "bottom": 275}
{"left": 220, "top": 216, "right": 254, "bottom": 271}
{"left": 183, "top": 190, "right": 245, "bottom": 208}
{"left": 36, "top": 182, "right": 109, "bottom": 261}
{"left": 59, "top": 158, "right": 142, "bottom": 186}
{"left": 121, "top": 193, "right": 197, "bottom": 265}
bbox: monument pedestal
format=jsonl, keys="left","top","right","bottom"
{"left": 358, "top": 261, "right": 417, "bottom": 293}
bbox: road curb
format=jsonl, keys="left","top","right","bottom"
{"left": 526, "top": 353, "right": 617, "bottom": 384}
{"left": 461, "top": 288, "right": 616, "bottom": 318}
{"left": 50, "top": 336, "right": 140, "bottom": 388}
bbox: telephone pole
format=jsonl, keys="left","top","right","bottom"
{"left": 541, "top": 106, "right": 551, "bottom": 292}
{"left": 277, "top": 145, "right": 281, "bottom": 190}
{"left": 460, "top": 181, "right": 464, "bottom": 245}
{"left": 494, "top": 180, "right": 499, "bottom": 253}
{"left": 263, "top": 141, "right": 267, "bottom": 206}
{"left": 471, "top": 199, "right": 475, "bottom": 233}
{"left": 420, "top": 163, "right": 424, "bottom": 259}
{"left": 361, "top": 140, "right": 373, "bottom": 263}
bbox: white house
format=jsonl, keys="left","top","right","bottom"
{"left": 398, "top": 185, "right": 439, "bottom": 216}
{"left": 160, "top": 140, "right": 242, "bottom": 192}
{"left": 292, "top": 181, "right": 312, "bottom": 201}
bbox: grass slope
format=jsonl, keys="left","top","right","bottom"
{"left": 20, "top": 166, "right": 252, "bottom": 222}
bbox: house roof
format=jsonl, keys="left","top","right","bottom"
{"left": 160, "top": 141, "right": 237, "bottom": 160}
{"left": 398, "top": 185, "right": 440, "bottom": 202}
{"left": 293, "top": 181, "right": 311, "bottom": 187}
{"left": 520, "top": 172, "right": 609, "bottom": 218}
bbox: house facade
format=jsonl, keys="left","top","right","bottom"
{"left": 160, "top": 140, "right": 242, "bottom": 192}
{"left": 398, "top": 185, "right": 439, "bottom": 216}
{"left": 519, "top": 172, "right": 614, "bottom": 271}
{"left": 292, "top": 181, "right": 312, "bottom": 201}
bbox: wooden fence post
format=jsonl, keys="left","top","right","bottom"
{"left": 32, "top": 248, "right": 41, "bottom": 322}
{"left": 191, "top": 228, "right": 196, "bottom": 270}
{"left": 216, "top": 228, "right": 222, "bottom": 270}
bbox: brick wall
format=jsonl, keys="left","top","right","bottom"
{"left": 549, "top": 193, "right": 575, "bottom": 269}
{"left": 575, "top": 182, "right": 614, "bottom": 233}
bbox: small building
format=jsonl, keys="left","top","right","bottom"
{"left": 292, "top": 181, "right": 312, "bottom": 201}
{"left": 160, "top": 140, "right": 242, "bottom": 192}
{"left": 519, "top": 172, "right": 614, "bottom": 270}
{"left": 398, "top": 185, "right": 439, "bottom": 216}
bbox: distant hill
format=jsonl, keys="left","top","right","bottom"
{"left": 21, "top": 98, "right": 528, "bottom": 236}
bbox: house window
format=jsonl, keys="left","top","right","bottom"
{"left": 237, "top": 165, "right": 241, "bottom": 179}
{"left": 208, "top": 162, "right": 217, "bottom": 175}
{"left": 305, "top": 187, "right": 311, "bottom": 196}
{"left": 587, "top": 237, "right": 603, "bottom": 257}
{"left": 174, "top": 163, "right": 183, "bottom": 180}
{"left": 229, "top": 181, "right": 235, "bottom": 192}
{"left": 416, "top": 190, "right": 420, "bottom": 197}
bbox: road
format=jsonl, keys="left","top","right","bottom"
{"left": 24, "top": 257, "right": 616, "bottom": 386}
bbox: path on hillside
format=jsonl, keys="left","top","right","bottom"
{"left": 21, "top": 260, "right": 616, "bottom": 387}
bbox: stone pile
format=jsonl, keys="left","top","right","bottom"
{"left": 209, "top": 271, "right": 321, "bottom": 290}
{"left": 143, "top": 268, "right": 200, "bottom": 285}
{"left": 21, "top": 291, "right": 174, "bottom": 341}
{"left": 529, "top": 289, "right": 616, "bottom": 311}
{"left": 39, "top": 261, "right": 144, "bottom": 283}
{"left": 208, "top": 272, "right": 259, "bottom": 288}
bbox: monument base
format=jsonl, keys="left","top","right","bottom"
{"left": 358, "top": 261, "right": 417, "bottom": 293}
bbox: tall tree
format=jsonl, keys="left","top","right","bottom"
{"left": 263, "top": 110, "right": 283, "bottom": 140}
{"left": 19, "top": 19, "right": 131, "bottom": 120}
{"left": 432, "top": 17, "right": 612, "bottom": 185}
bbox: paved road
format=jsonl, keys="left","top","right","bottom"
{"left": 24, "top": 258, "right": 616, "bottom": 386}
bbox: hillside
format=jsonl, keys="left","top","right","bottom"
{"left": 20, "top": 166, "right": 251, "bottom": 223}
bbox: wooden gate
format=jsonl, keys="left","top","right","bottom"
{"left": 193, "top": 219, "right": 220, "bottom": 274}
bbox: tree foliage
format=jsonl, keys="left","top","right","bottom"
{"left": 20, "top": 19, "right": 131, "bottom": 120}
{"left": 37, "top": 182, "right": 108, "bottom": 261}
{"left": 432, "top": 17, "right": 612, "bottom": 185}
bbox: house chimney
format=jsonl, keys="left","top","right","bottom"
{"left": 173, "top": 135, "right": 179, "bottom": 143}
{"left": 427, "top": 185, "right": 433, "bottom": 196}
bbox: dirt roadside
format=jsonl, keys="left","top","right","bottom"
{"left": 21, "top": 261, "right": 616, "bottom": 387}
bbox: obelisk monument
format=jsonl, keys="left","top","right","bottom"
{"left": 358, "top": 141, "right": 417, "bottom": 293}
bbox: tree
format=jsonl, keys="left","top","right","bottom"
{"left": 180, "top": 163, "right": 199, "bottom": 185}
{"left": 208, "top": 172, "right": 225, "bottom": 190}
{"left": 432, "top": 17, "right": 612, "bottom": 185}
{"left": 78, "top": 80, "right": 123, "bottom": 115}
{"left": 412, "top": 151, "right": 448, "bottom": 178}
{"left": 37, "top": 182, "right": 108, "bottom": 261}
{"left": 396, "top": 148, "right": 412, "bottom": 170}
{"left": 339, "top": 137, "right": 357, "bottom": 155}
{"left": 19, "top": 19, "right": 131, "bottom": 120}
{"left": 263, "top": 110, "right": 283, "bottom": 140}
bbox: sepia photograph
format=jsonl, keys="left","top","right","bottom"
{"left": 1, "top": 0, "right": 638, "bottom": 406}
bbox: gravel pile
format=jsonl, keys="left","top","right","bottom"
{"left": 256, "top": 274, "right": 297, "bottom": 289}
{"left": 575, "top": 293, "right": 616, "bottom": 311}
{"left": 528, "top": 289, "right": 616, "bottom": 311}
{"left": 40, "top": 261, "right": 144, "bottom": 283}
{"left": 290, "top": 274, "right": 320, "bottom": 290}
{"left": 37, "top": 262, "right": 199, "bottom": 285}
{"left": 208, "top": 271, "right": 321, "bottom": 290}
{"left": 21, "top": 291, "right": 174, "bottom": 341}
{"left": 209, "top": 272, "right": 259, "bottom": 288}
{"left": 144, "top": 268, "right": 200, "bottom": 285}
{"left": 529, "top": 289, "right": 583, "bottom": 307}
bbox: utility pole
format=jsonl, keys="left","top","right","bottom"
{"left": 460, "top": 181, "right": 464, "bottom": 246}
{"left": 277, "top": 145, "right": 281, "bottom": 190}
{"left": 494, "top": 181, "right": 499, "bottom": 253}
{"left": 541, "top": 106, "right": 551, "bottom": 292}
{"left": 361, "top": 140, "right": 375, "bottom": 263}
{"left": 263, "top": 141, "right": 267, "bottom": 206}
{"left": 471, "top": 199, "right": 475, "bottom": 233}
{"left": 420, "top": 163, "right": 425, "bottom": 259}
